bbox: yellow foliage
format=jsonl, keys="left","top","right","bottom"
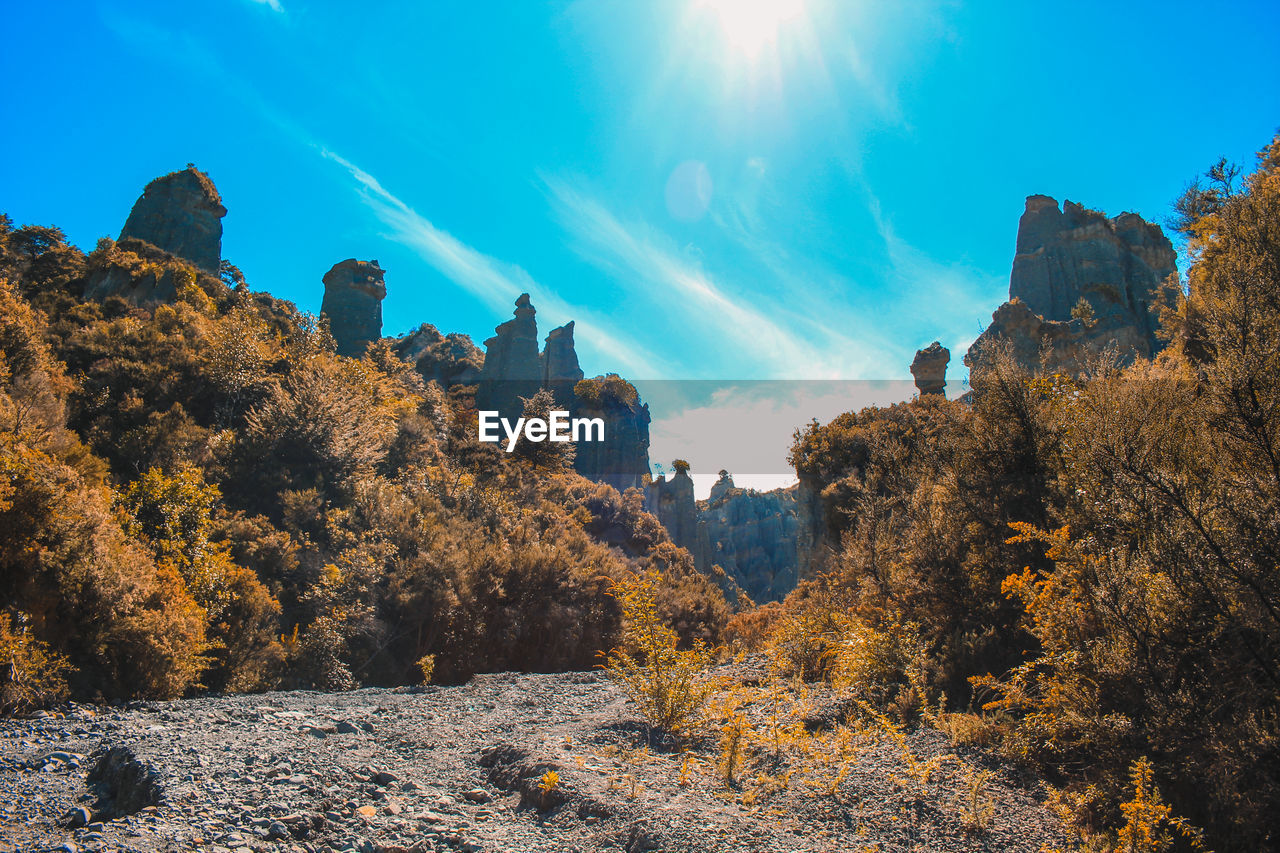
{"left": 1113, "top": 758, "right": 1204, "bottom": 853}
{"left": 603, "top": 569, "right": 717, "bottom": 735}
{"left": 0, "top": 612, "right": 71, "bottom": 715}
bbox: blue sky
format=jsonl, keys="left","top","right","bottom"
{"left": 2, "top": 0, "right": 1278, "bottom": 488}
{"left": 4, "top": 0, "right": 1278, "bottom": 380}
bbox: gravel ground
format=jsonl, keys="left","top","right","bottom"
{"left": 0, "top": 667, "right": 1069, "bottom": 853}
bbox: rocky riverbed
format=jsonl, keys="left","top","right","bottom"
{"left": 0, "top": 668, "right": 1068, "bottom": 852}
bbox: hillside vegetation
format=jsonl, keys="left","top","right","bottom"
{"left": 771, "top": 135, "right": 1280, "bottom": 851}
{"left": 0, "top": 220, "right": 727, "bottom": 708}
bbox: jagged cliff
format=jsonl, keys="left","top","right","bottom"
{"left": 475, "top": 294, "right": 543, "bottom": 416}
{"left": 966, "top": 196, "right": 1177, "bottom": 375}
{"left": 569, "top": 375, "right": 651, "bottom": 493}
{"left": 321, "top": 259, "right": 387, "bottom": 358}
{"left": 471, "top": 295, "right": 652, "bottom": 491}
{"left": 645, "top": 468, "right": 800, "bottom": 604}
{"left": 542, "top": 321, "right": 584, "bottom": 404}
{"left": 645, "top": 462, "right": 700, "bottom": 554}
{"left": 699, "top": 472, "right": 800, "bottom": 604}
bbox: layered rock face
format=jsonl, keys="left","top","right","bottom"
{"left": 570, "top": 376, "right": 652, "bottom": 493}
{"left": 542, "top": 321, "right": 585, "bottom": 404}
{"left": 910, "top": 342, "right": 950, "bottom": 396}
{"left": 393, "top": 323, "right": 485, "bottom": 386}
{"left": 967, "top": 196, "right": 1177, "bottom": 375}
{"left": 85, "top": 166, "right": 226, "bottom": 305}
{"left": 118, "top": 166, "right": 226, "bottom": 274}
{"left": 321, "top": 259, "right": 387, "bottom": 358}
{"left": 645, "top": 464, "right": 700, "bottom": 554}
{"left": 698, "top": 473, "right": 800, "bottom": 604}
{"left": 646, "top": 469, "right": 800, "bottom": 604}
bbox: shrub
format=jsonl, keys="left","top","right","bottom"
{"left": 604, "top": 569, "right": 717, "bottom": 735}
{"left": 0, "top": 612, "right": 70, "bottom": 715}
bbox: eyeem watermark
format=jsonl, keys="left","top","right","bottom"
{"left": 478, "top": 411, "right": 605, "bottom": 452}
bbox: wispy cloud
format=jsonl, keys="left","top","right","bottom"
{"left": 246, "top": 0, "right": 284, "bottom": 12}
{"left": 543, "top": 176, "right": 876, "bottom": 379}
{"left": 866, "top": 196, "right": 1007, "bottom": 367}
{"left": 322, "top": 150, "right": 658, "bottom": 376}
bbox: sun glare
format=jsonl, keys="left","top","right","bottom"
{"left": 696, "top": 0, "right": 807, "bottom": 59}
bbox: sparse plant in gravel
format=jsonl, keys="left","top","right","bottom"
{"left": 677, "top": 751, "right": 695, "bottom": 787}
{"left": 956, "top": 764, "right": 996, "bottom": 835}
{"left": 537, "top": 770, "right": 560, "bottom": 807}
{"left": 718, "top": 711, "right": 749, "bottom": 787}
{"left": 802, "top": 723, "right": 861, "bottom": 803}
{"left": 603, "top": 569, "right": 717, "bottom": 736}
{"left": 417, "top": 653, "right": 435, "bottom": 685}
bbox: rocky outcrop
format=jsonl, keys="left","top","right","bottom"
{"left": 542, "top": 322, "right": 584, "bottom": 405}
{"left": 321, "top": 259, "right": 386, "bottom": 358}
{"left": 967, "top": 298, "right": 1145, "bottom": 376}
{"left": 698, "top": 473, "right": 800, "bottom": 604}
{"left": 84, "top": 237, "right": 213, "bottom": 306}
{"left": 393, "top": 323, "right": 485, "bottom": 386}
{"left": 475, "top": 294, "right": 543, "bottom": 417}
{"left": 571, "top": 375, "right": 652, "bottom": 493}
{"left": 967, "top": 196, "right": 1177, "bottom": 376}
{"left": 118, "top": 165, "right": 226, "bottom": 274}
{"left": 645, "top": 462, "right": 700, "bottom": 555}
{"left": 910, "top": 342, "right": 950, "bottom": 396}
{"left": 645, "top": 468, "right": 800, "bottom": 604}
{"left": 471, "top": 296, "right": 651, "bottom": 489}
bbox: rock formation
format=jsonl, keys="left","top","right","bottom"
{"left": 118, "top": 165, "right": 226, "bottom": 274}
{"left": 967, "top": 196, "right": 1177, "bottom": 376}
{"left": 645, "top": 462, "right": 701, "bottom": 555}
{"left": 470, "top": 295, "right": 652, "bottom": 489}
{"left": 645, "top": 468, "right": 800, "bottom": 604}
{"left": 910, "top": 342, "right": 950, "bottom": 396}
{"left": 321, "top": 259, "right": 387, "bottom": 358}
{"left": 474, "top": 294, "right": 543, "bottom": 416}
{"left": 84, "top": 166, "right": 227, "bottom": 305}
{"left": 698, "top": 473, "right": 800, "bottom": 604}
{"left": 571, "top": 375, "right": 652, "bottom": 493}
{"left": 542, "top": 321, "right": 584, "bottom": 405}
{"left": 393, "top": 323, "right": 485, "bottom": 386}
